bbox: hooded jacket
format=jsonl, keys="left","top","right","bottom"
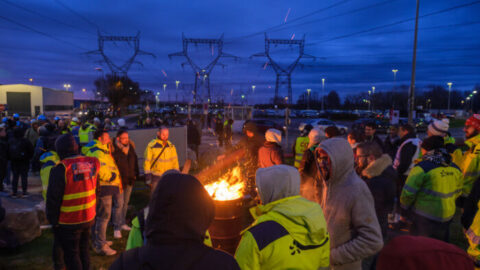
{"left": 110, "top": 173, "right": 239, "bottom": 270}
{"left": 360, "top": 154, "right": 397, "bottom": 238}
{"left": 316, "top": 138, "right": 383, "bottom": 270}
{"left": 112, "top": 138, "right": 139, "bottom": 186}
{"left": 458, "top": 133, "right": 480, "bottom": 197}
{"left": 258, "top": 135, "right": 284, "bottom": 169}
{"left": 235, "top": 165, "right": 330, "bottom": 270}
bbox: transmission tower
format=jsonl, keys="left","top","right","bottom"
{"left": 87, "top": 31, "right": 155, "bottom": 76}
{"left": 169, "top": 33, "right": 237, "bottom": 104}
{"left": 251, "top": 33, "right": 315, "bottom": 104}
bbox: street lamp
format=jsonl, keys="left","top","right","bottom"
{"left": 447, "top": 82, "right": 453, "bottom": 112}
{"left": 29, "top": 78, "right": 34, "bottom": 84}
{"left": 307, "top": 88, "right": 311, "bottom": 109}
{"left": 321, "top": 78, "right": 326, "bottom": 111}
{"left": 163, "top": 84, "right": 167, "bottom": 92}
{"left": 392, "top": 69, "right": 398, "bottom": 88}
{"left": 175, "top": 81, "right": 180, "bottom": 103}
{"left": 82, "top": 88, "right": 86, "bottom": 92}
{"left": 252, "top": 85, "right": 256, "bottom": 94}
{"left": 63, "top": 84, "right": 71, "bottom": 91}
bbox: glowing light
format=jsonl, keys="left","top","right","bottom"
{"left": 82, "top": 88, "right": 86, "bottom": 92}
{"left": 284, "top": 8, "right": 291, "bottom": 23}
{"left": 204, "top": 167, "right": 245, "bottom": 201}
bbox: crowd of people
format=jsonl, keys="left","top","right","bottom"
{"left": 3, "top": 112, "right": 480, "bottom": 269}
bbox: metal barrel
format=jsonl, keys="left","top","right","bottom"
{"left": 208, "top": 196, "right": 252, "bottom": 255}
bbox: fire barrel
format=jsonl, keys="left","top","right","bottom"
{"left": 208, "top": 196, "right": 253, "bottom": 255}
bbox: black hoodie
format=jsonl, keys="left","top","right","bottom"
{"left": 110, "top": 173, "right": 240, "bottom": 270}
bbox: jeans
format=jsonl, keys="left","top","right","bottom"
{"left": 410, "top": 213, "right": 451, "bottom": 242}
{"left": 11, "top": 162, "right": 29, "bottom": 194}
{"left": 93, "top": 195, "right": 113, "bottom": 249}
{"left": 112, "top": 191, "right": 124, "bottom": 231}
{"left": 54, "top": 226, "right": 91, "bottom": 270}
{"left": 120, "top": 185, "right": 133, "bottom": 226}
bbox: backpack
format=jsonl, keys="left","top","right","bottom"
{"left": 9, "top": 139, "right": 27, "bottom": 161}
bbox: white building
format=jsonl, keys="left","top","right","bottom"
{"left": 0, "top": 84, "right": 73, "bottom": 117}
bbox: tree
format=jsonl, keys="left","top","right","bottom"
{"left": 94, "top": 75, "right": 141, "bottom": 112}
{"left": 325, "top": 90, "right": 341, "bottom": 109}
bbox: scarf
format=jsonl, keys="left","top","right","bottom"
{"left": 115, "top": 138, "right": 130, "bottom": 155}
{"left": 422, "top": 149, "right": 450, "bottom": 167}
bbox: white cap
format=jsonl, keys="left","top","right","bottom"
{"left": 72, "top": 117, "right": 79, "bottom": 122}
{"left": 117, "top": 118, "right": 126, "bottom": 127}
{"left": 93, "top": 117, "right": 101, "bottom": 123}
{"left": 428, "top": 119, "right": 449, "bottom": 136}
{"left": 265, "top": 128, "right": 282, "bottom": 144}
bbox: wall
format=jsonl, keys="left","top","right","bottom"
{"left": 42, "top": 87, "right": 74, "bottom": 117}
{"left": 0, "top": 84, "right": 43, "bottom": 116}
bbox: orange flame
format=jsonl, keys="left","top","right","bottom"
{"left": 204, "top": 167, "right": 245, "bottom": 201}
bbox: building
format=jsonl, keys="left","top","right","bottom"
{"left": 0, "top": 84, "right": 73, "bottom": 117}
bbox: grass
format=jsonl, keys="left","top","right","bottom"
{"left": 0, "top": 181, "right": 151, "bottom": 270}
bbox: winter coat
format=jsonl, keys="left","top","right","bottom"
{"left": 384, "top": 134, "right": 400, "bottom": 160}
{"left": 366, "top": 134, "right": 384, "bottom": 151}
{"left": 315, "top": 138, "right": 383, "bottom": 270}
{"left": 0, "top": 137, "right": 7, "bottom": 166}
{"left": 360, "top": 154, "right": 397, "bottom": 238}
{"left": 258, "top": 142, "right": 284, "bottom": 168}
{"left": 8, "top": 136, "right": 34, "bottom": 164}
{"left": 457, "top": 133, "right": 480, "bottom": 197}
{"left": 24, "top": 127, "right": 39, "bottom": 147}
{"left": 298, "top": 145, "right": 319, "bottom": 202}
{"left": 85, "top": 140, "right": 122, "bottom": 196}
{"left": 112, "top": 139, "right": 139, "bottom": 186}
{"left": 394, "top": 133, "right": 420, "bottom": 176}
{"left": 187, "top": 122, "right": 201, "bottom": 146}
{"left": 143, "top": 139, "right": 179, "bottom": 177}
{"left": 110, "top": 173, "right": 240, "bottom": 270}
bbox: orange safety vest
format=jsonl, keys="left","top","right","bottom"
{"left": 59, "top": 156, "right": 99, "bottom": 225}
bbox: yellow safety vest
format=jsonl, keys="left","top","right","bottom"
{"left": 294, "top": 136, "right": 309, "bottom": 168}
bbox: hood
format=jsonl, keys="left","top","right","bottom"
{"left": 145, "top": 173, "right": 214, "bottom": 245}
{"left": 265, "top": 128, "right": 282, "bottom": 144}
{"left": 318, "top": 138, "right": 354, "bottom": 185}
{"left": 307, "top": 128, "right": 325, "bottom": 148}
{"left": 255, "top": 196, "right": 329, "bottom": 247}
{"left": 256, "top": 165, "right": 300, "bottom": 205}
{"left": 362, "top": 154, "right": 392, "bottom": 179}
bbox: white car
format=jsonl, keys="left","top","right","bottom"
{"left": 299, "top": 118, "right": 348, "bottom": 135}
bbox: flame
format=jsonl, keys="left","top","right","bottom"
{"left": 204, "top": 166, "right": 245, "bottom": 201}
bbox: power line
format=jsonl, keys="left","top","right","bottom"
{"left": 0, "top": 14, "right": 88, "bottom": 51}
{"left": 53, "top": 0, "right": 102, "bottom": 31}
{"left": 0, "top": 0, "right": 95, "bottom": 35}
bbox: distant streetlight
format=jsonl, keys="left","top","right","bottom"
{"left": 392, "top": 69, "right": 398, "bottom": 89}
{"left": 252, "top": 85, "right": 256, "bottom": 93}
{"left": 163, "top": 84, "right": 167, "bottom": 92}
{"left": 321, "top": 78, "right": 326, "bottom": 111}
{"left": 447, "top": 82, "right": 453, "bottom": 111}
{"left": 307, "top": 88, "right": 311, "bottom": 109}
{"left": 63, "top": 84, "right": 71, "bottom": 91}
{"left": 29, "top": 78, "right": 34, "bottom": 84}
{"left": 82, "top": 88, "right": 86, "bottom": 92}
{"left": 175, "top": 81, "right": 180, "bottom": 102}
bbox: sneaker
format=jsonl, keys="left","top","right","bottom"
{"left": 106, "top": 240, "right": 113, "bottom": 246}
{"left": 114, "top": 230, "right": 122, "bottom": 239}
{"left": 94, "top": 244, "right": 116, "bottom": 256}
{"left": 121, "top": 224, "right": 132, "bottom": 231}
{"left": 22, "top": 192, "right": 29, "bottom": 198}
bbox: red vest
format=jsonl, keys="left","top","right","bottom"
{"left": 58, "top": 156, "right": 99, "bottom": 225}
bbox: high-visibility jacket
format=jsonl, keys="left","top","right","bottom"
{"left": 235, "top": 196, "right": 330, "bottom": 270}
{"left": 444, "top": 135, "right": 456, "bottom": 145}
{"left": 400, "top": 159, "right": 463, "bottom": 222}
{"left": 143, "top": 139, "right": 179, "bottom": 177}
{"left": 293, "top": 136, "right": 309, "bottom": 168}
{"left": 466, "top": 202, "right": 480, "bottom": 265}
{"left": 81, "top": 140, "right": 96, "bottom": 156}
{"left": 79, "top": 126, "right": 91, "bottom": 144}
{"left": 39, "top": 151, "right": 60, "bottom": 200}
{"left": 458, "top": 134, "right": 480, "bottom": 197}
{"left": 85, "top": 140, "right": 122, "bottom": 190}
{"left": 58, "top": 156, "right": 99, "bottom": 225}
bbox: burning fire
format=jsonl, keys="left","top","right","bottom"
{"left": 204, "top": 166, "right": 245, "bottom": 201}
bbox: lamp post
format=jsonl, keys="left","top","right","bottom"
{"left": 175, "top": 81, "right": 180, "bottom": 103}
{"left": 473, "top": 90, "right": 478, "bottom": 113}
{"left": 307, "top": 88, "right": 311, "bottom": 109}
{"left": 321, "top": 78, "right": 325, "bottom": 112}
{"left": 82, "top": 88, "right": 86, "bottom": 93}
{"left": 392, "top": 69, "right": 398, "bottom": 89}
{"left": 372, "top": 86, "right": 375, "bottom": 111}
{"left": 63, "top": 84, "right": 71, "bottom": 91}
{"left": 447, "top": 82, "right": 453, "bottom": 112}
{"left": 252, "top": 85, "right": 256, "bottom": 94}
{"left": 368, "top": 90, "right": 372, "bottom": 111}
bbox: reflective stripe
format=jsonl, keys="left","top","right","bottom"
{"left": 419, "top": 188, "right": 462, "bottom": 199}
{"left": 412, "top": 207, "right": 454, "bottom": 222}
{"left": 156, "top": 156, "right": 178, "bottom": 163}
{"left": 60, "top": 199, "right": 96, "bottom": 212}
{"left": 403, "top": 184, "right": 418, "bottom": 194}
{"left": 467, "top": 228, "right": 480, "bottom": 245}
{"left": 63, "top": 189, "right": 96, "bottom": 200}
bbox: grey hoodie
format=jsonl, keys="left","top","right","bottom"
{"left": 316, "top": 138, "right": 383, "bottom": 270}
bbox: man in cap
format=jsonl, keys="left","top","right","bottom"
{"left": 235, "top": 165, "right": 330, "bottom": 270}
{"left": 293, "top": 124, "right": 312, "bottom": 168}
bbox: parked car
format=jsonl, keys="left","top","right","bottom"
{"left": 397, "top": 118, "right": 428, "bottom": 133}
{"left": 351, "top": 118, "right": 389, "bottom": 134}
{"left": 299, "top": 110, "right": 319, "bottom": 118}
{"left": 299, "top": 118, "right": 348, "bottom": 135}
{"left": 242, "top": 119, "right": 285, "bottom": 135}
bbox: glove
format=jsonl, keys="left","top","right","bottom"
{"left": 145, "top": 174, "right": 152, "bottom": 185}
{"left": 108, "top": 173, "right": 117, "bottom": 183}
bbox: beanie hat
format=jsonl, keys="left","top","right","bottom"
{"left": 307, "top": 128, "right": 325, "bottom": 148}
{"left": 421, "top": 136, "right": 444, "bottom": 151}
{"left": 117, "top": 118, "right": 126, "bottom": 127}
{"left": 466, "top": 114, "right": 480, "bottom": 131}
{"left": 428, "top": 119, "right": 449, "bottom": 136}
{"left": 265, "top": 128, "right": 282, "bottom": 144}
